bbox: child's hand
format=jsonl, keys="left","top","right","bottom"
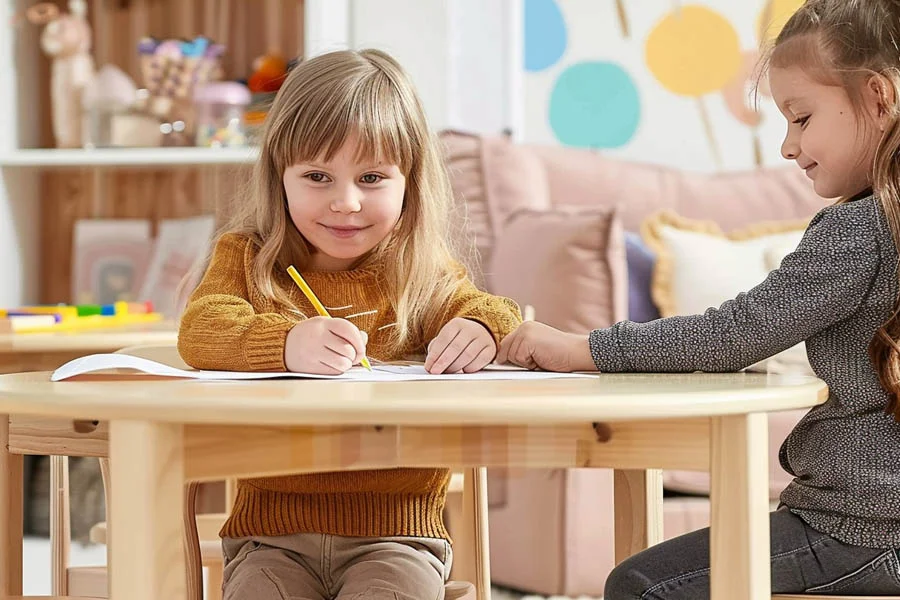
{"left": 497, "top": 321, "right": 596, "bottom": 372}
{"left": 425, "top": 317, "right": 497, "bottom": 374}
{"left": 284, "top": 317, "right": 368, "bottom": 375}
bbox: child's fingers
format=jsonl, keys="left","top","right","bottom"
{"left": 441, "top": 337, "right": 485, "bottom": 374}
{"left": 508, "top": 329, "right": 537, "bottom": 369}
{"left": 320, "top": 347, "right": 354, "bottom": 373}
{"left": 496, "top": 328, "right": 518, "bottom": 365}
{"left": 427, "top": 331, "right": 472, "bottom": 374}
{"left": 327, "top": 319, "right": 367, "bottom": 361}
{"left": 324, "top": 336, "right": 357, "bottom": 361}
{"left": 462, "top": 344, "right": 497, "bottom": 373}
{"left": 424, "top": 325, "right": 460, "bottom": 371}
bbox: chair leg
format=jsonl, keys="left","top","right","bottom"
{"left": 99, "top": 457, "right": 111, "bottom": 583}
{"left": 444, "top": 485, "right": 464, "bottom": 581}
{"left": 185, "top": 482, "right": 204, "bottom": 600}
{"left": 205, "top": 559, "right": 224, "bottom": 600}
{"left": 50, "top": 456, "right": 70, "bottom": 596}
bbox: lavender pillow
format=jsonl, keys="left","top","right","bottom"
{"left": 625, "top": 232, "right": 660, "bottom": 323}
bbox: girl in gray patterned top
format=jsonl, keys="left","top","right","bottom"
{"left": 498, "top": 0, "right": 900, "bottom": 597}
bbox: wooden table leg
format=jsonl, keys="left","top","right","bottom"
{"left": 0, "top": 414, "right": 23, "bottom": 595}
{"left": 109, "top": 420, "right": 186, "bottom": 600}
{"left": 613, "top": 469, "right": 664, "bottom": 565}
{"left": 710, "top": 414, "right": 769, "bottom": 600}
{"left": 457, "top": 467, "right": 491, "bottom": 600}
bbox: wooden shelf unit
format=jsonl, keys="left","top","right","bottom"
{"left": 0, "top": 0, "right": 348, "bottom": 306}
{"left": 0, "top": 147, "right": 260, "bottom": 168}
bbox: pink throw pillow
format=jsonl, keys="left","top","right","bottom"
{"left": 488, "top": 207, "right": 628, "bottom": 334}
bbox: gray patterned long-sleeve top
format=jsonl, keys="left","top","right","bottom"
{"left": 589, "top": 194, "right": 900, "bottom": 548}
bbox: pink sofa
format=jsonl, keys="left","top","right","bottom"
{"left": 439, "top": 130, "right": 824, "bottom": 597}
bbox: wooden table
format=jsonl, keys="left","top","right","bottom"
{"left": 0, "top": 371, "right": 827, "bottom": 600}
{"left": 0, "top": 323, "right": 179, "bottom": 543}
{"left": 0, "top": 323, "right": 177, "bottom": 374}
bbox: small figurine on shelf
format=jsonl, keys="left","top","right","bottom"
{"left": 27, "top": 0, "right": 96, "bottom": 148}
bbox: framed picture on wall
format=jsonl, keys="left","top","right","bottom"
{"left": 71, "top": 219, "right": 153, "bottom": 305}
{"left": 139, "top": 215, "right": 216, "bottom": 318}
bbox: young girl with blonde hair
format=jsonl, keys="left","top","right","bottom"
{"left": 500, "top": 0, "right": 900, "bottom": 597}
{"left": 178, "top": 48, "right": 520, "bottom": 599}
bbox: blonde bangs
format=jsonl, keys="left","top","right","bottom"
{"left": 266, "top": 67, "right": 416, "bottom": 176}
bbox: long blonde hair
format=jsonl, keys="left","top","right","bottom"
{"left": 763, "top": 0, "right": 900, "bottom": 418}
{"left": 220, "top": 49, "right": 462, "bottom": 352}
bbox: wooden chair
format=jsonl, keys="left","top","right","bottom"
{"left": 57, "top": 343, "right": 489, "bottom": 600}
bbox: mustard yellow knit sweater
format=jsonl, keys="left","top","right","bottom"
{"left": 178, "top": 233, "right": 521, "bottom": 540}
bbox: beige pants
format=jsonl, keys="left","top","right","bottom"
{"left": 222, "top": 533, "right": 452, "bottom": 600}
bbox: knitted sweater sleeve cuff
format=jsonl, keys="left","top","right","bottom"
{"left": 462, "top": 297, "right": 523, "bottom": 346}
{"left": 243, "top": 317, "right": 296, "bottom": 372}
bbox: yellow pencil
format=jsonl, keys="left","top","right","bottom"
{"left": 287, "top": 265, "right": 372, "bottom": 371}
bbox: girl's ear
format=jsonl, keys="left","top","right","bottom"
{"left": 865, "top": 74, "right": 897, "bottom": 131}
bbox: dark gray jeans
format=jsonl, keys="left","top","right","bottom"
{"left": 605, "top": 508, "right": 900, "bottom": 599}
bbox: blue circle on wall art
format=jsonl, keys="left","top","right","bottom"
{"left": 524, "top": 0, "right": 567, "bottom": 72}
{"left": 549, "top": 61, "right": 641, "bottom": 149}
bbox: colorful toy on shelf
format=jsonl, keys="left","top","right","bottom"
{"left": 0, "top": 301, "right": 161, "bottom": 334}
{"left": 26, "top": 0, "right": 96, "bottom": 148}
{"left": 243, "top": 54, "right": 296, "bottom": 145}
{"left": 136, "top": 36, "right": 225, "bottom": 135}
{"left": 247, "top": 52, "right": 288, "bottom": 93}
{"left": 194, "top": 82, "right": 251, "bottom": 147}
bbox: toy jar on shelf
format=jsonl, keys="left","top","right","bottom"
{"left": 193, "top": 82, "right": 251, "bottom": 148}
{"left": 137, "top": 36, "right": 225, "bottom": 143}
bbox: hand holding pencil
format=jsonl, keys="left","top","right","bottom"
{"left": 284, "top": 266, "right": 372, "bottom": 375}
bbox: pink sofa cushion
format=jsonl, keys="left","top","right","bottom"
{"left": 524, "top": 144, "right": 823, "bottom": 231}
{"left": 488, "top": 207, "right": 628, "bottom": 334}
{"left": 440, "top": 130, "right": 551, "bottom": 286}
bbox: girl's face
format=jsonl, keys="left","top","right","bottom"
{"left": 770, "top": 66, "right": 883, "bottom": 199}
{"left": 283, "top": 136, "right": 406, "bottom": 271}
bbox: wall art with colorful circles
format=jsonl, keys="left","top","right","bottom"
{"left": 523, "top": 0, "right": 804, "bottom": 172}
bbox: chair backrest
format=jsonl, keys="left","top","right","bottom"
{"left": 114, "top": 343, "right": 188, "bottom": 369}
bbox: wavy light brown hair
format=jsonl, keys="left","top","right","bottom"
{"left": 217, "top": 49, "right": 463, "bottom": 352}
{"left": 762, "top": 0, "right": 900, "bottom": 418}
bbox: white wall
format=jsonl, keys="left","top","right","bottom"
{"left": 348, "top": 0, "right": 517, "bottom": 136}
{"left": 0, "top": 0, "right": 41, "bottom": 306}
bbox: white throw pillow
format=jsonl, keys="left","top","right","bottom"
{"left": 642, "top": 211, "right": 812, "bottom": 375}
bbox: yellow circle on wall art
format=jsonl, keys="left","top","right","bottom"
{"left": 757, "top": 0, "right": 805, "bottom": 45}
{"left": 645, "top": 5, "right": 742, "bottom": 97}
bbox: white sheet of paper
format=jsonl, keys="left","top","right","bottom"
{"left": 50, "top": 353, "right": 593, "bottom": 382}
